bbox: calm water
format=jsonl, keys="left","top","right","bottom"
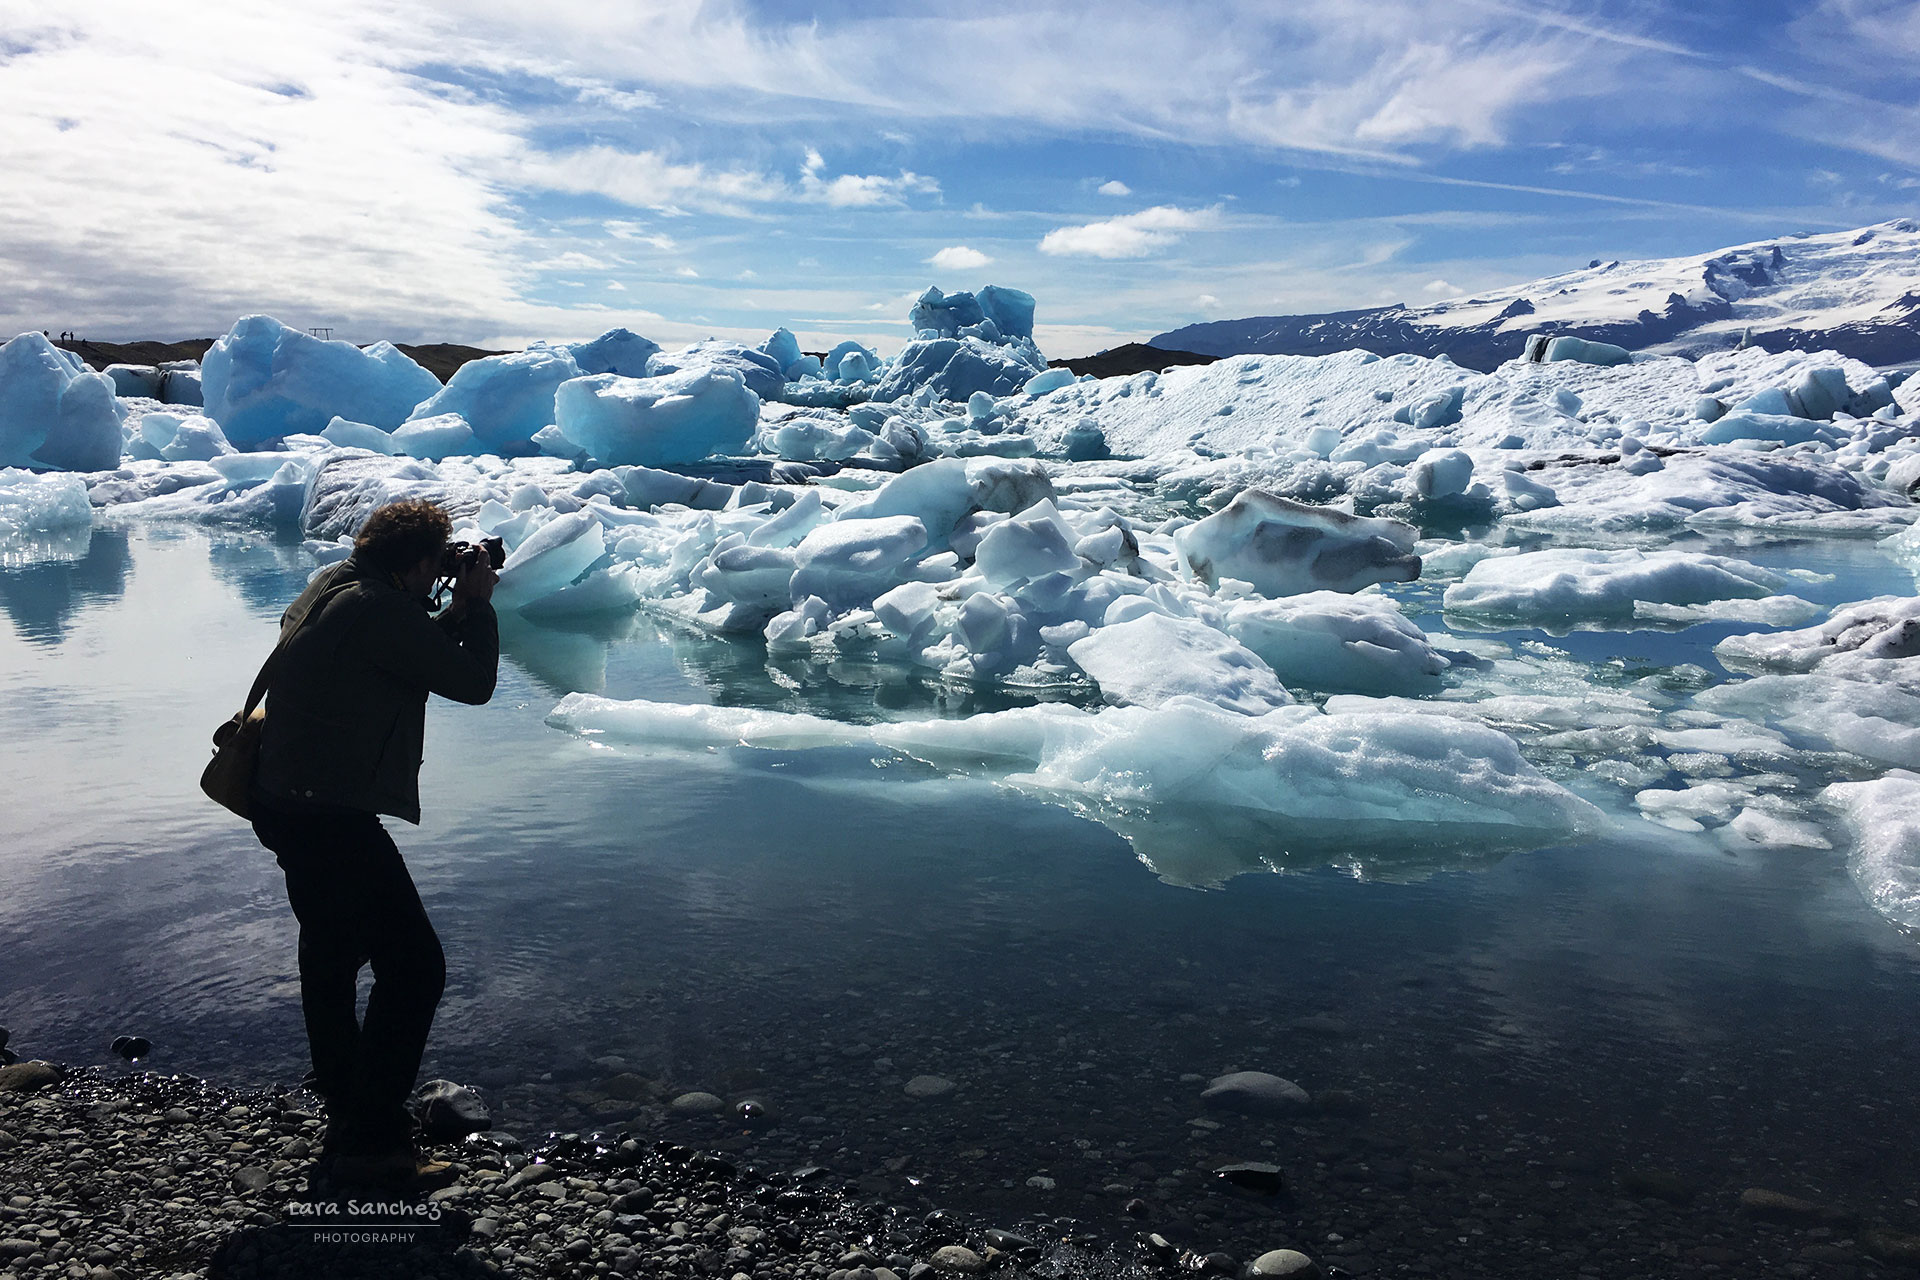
{"left": 4, "top": 527, "right": 1919, "bottom": 1270}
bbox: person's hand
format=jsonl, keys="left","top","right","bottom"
{"left": 453, "top": 554, "right": 498, "bottom": 605}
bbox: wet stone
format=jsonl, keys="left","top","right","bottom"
{"left": 929, "top": 1244, "right": 984, "bottom": 1273}
{"left": 1249, "top": 1248, "right": 1322, "bottom": 1278}
{"left": 903, "top": 1076, "right": 955, "bottom": 1099}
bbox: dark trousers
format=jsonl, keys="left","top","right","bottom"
{"left": 252, "top": 801, "right": 446, "bottom": 1157}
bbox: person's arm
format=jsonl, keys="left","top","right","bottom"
{"left": 360, "top": 590, "right": 500, "bottom": 705}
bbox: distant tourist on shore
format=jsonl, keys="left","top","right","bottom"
{"left": 245, "top": 500, "right": 499, "bottom": 1191}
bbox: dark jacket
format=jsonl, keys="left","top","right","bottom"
{"left": 254, "top": 554, "right": 499, "bottom": 824}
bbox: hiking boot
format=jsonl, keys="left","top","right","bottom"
{"left": 326, "top": 1146, "right": 456, "bottom": 1194}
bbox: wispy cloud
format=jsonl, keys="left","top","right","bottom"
{"left": 1098, "top": 179, "right": 1132, "bottom": 196}
{"left": 1039, "top": 205, "right": 1223, "bottom": 259}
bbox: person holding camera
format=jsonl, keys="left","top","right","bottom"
{"left": 250, "top": 499, "right": 500, "bottom": 1190}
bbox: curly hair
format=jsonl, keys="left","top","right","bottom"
{"left": 354, "top": 499, "right": 452, "bottom": 573}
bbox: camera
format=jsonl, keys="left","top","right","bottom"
{"left": 440, "top": 535, "right": 505, "bottom": 578}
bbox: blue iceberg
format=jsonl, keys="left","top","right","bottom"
{"left": 201, "top": 316, "right": 442, "bottom": 448}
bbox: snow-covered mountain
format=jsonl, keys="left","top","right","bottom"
{"left": 1153, "top": 218, "right": 1920, "bottom": 372}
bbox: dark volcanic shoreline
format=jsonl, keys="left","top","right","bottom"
{"left": 6, "top": 1049, "right": 1920, "bottom": 1280}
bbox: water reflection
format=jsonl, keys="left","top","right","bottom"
{"left": 0, "top": 529, "right": 132, "bottom": 646}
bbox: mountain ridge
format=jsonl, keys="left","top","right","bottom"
{"left": 1152, "top": 218, "right": 1920, "bottom": 372}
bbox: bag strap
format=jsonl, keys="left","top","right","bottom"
{"left": 236, "top": 570, "right": 361, "bottom": 721}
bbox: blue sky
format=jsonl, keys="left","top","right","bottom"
{"left": 2, "top": 0, "right": 1916, "bottom": 356}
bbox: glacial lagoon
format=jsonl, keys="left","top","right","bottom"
{"left": 4, "top": 522, "right": 1918, "bottom": 1274}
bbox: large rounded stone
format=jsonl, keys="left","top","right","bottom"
{"left": 1200, "top": 1071, "right": 1310, "bottom": 1115}
{"left": 930, "top": 1245, "right": 985, "bottom": 1273}
{"left": 0, "top": 1061, "right": 63, "bottom": 1094}
{"left": 1250, "top": 1249, "right": 1322, "bottom": 1278}
{"left": 669, "top": 1091, "right": 727, "bottom": 1116}
{"left": 411, "top": 1079, "right": 492, "bottom": 1140}
{"left": 904, "top": 1075, "right": 956, "bottom": 1099}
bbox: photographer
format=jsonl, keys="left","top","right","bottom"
{"left": 250, "top": 499, "right": 499, "bottom": 1190}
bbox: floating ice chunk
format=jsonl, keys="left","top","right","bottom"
{"left": 1543, "top": 335, "right": 1631, "bottom": 366}
{"left": 1499, "top": 466, "right": 1559, "bottom": 511}
{"left": 646, "top": 340, "right": 785, "bottom": 401}
{"left": 139, "top": 411, "right": 235, "bottom": 462}
{"left": 765, "top": 595, "right": 830, "bottom": 648}
{"left": 1068, "top": 613, "right": 1294, "bottom": 715}
{"left": 763, "top": 415, "right": 876, "bottom": 462}
{"left": 494, "top": 510, "right": 606, "bottom": 612}
{"left": 210, "top": 452, "right": 297, "bottom": 485}
{"left": 554, "top": 367, "right": 758, "bottom": 466}
{"left": 908, "top": 286, "right": 988, "bottom": 337}
{"left": 1408, "top": 448, "right": 1474, "bottom": 498}
{"left": 391, "top": 412, "right": 477, "bottom": 461}
{"left": 977, "top": 285, "right": 1036, "bottom": 340}
{"left": 569, "top": 327, "right": 661, "bottom": 377}
{"left": 1395, "top": 385, "right": 1465, "bottom": 429}
{"left": 104, "top": 364, "right": 162, "bottom": 398}
{"left": 973, "top": 500, "right": 1078, "bottom": 586}
{"left": 1700, "top": 411, "right": 1831, "bottom": 447}
{"left": 1634, "top": 780, "right": 1753, "bottom": 831}
{"left": 789, "top": 515, "right": 929, "bottom": 609}
{"left": 547, "top": 695, "right": 1603, "bottom": 870}
{"left": 695, "top": 543, "right": 798, "bottom": 609}
{"left": 522, "top": 564, "right": 644, "bottom": 618}
{"left": 1725, "top": 806, "right": 1832, "bottom": 850}
{"left": 1632, "top": 595, "right": 1823, "bottom": 626}
{"left": 760, "top": 328, "right": 803, "bottom": 374}
{"left": 1444, "top": 548, "right": 1799, "bottom": 622}
{"left": 0, "top": 468, "right": 93, "bottom": 552}
{"left": 1700, "top": 674, "right": 1920, "bottom": 768}
{"left": 1825, "top": 771, "right": 1920, "bottom": 929}
{"left": 1716, "top": 595, "right": 1920, "bottom": 672}
{"left": 0, "top": 333, "right": 127, "bottom": 471}
{"left": 409, "top": 344, "right": 582, "bottom": 451}
{"left": 201, "top": 317, "right": 440, "bottom": 448}
{"left": 873, "top": 580, "right": 945, "bottom": 646}
{"left": 1174, "top": 490, "right": 1421, "bottom": 597}
{"left": 870, "top": 336, "right": 1046, "bottom": 404}
{"left": 320, "top": 416, "right": 399, "bottom": 455}
{"left": 1224, "top": 593, "right": 1448, "bottom": 695}
{"left": 1023, "top": 367, "right": 1075, "bottom": 397}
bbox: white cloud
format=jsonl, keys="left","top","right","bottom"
{"left": 1098, "top": 180, "right": 1132, "bottom": 196}
{"left": 798, "top": 167, "right": 939, "bottom": 208}
{"left": 1196, "top": 294, "right": 1223, "bottom": 312}
{"left": 676, "top": 266, "right": 700, "bottom": 277}
{"left": 1038, "top": 205, "right": 1223, "bottom": 259}
{"left": 1422, "top": 278, "right": 1460, "bottom": 295}
{"left": 606, "top": 280, "right": 626, "bottom": 290}
{"left": 926, "top": 245, "right": 993, "bottom": 271}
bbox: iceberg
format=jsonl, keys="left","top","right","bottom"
{"left": 408, "top": 344, "right": 583, "bottom": 452}
{"left": 788, "top": 515, "right": 929, "bottom": 609}
{"left": 871, "top": 336, "right": 1047, "bottom": 404}
{"left": 0, "top": 332, "right": 127, "bottom": 472}
{"left": 1224, "top": 593, "right": 1449, "bottom": 695}
{"left": 554, "top": 367, "right": 759, "bottom": 467}
{"left": 545, "top": 693, "right": 1606, "bottom": 882}
{"left": 391, "top": 413, "right": 478, "bottom": 461}
{"left": 0, "top": 467, "right": 94, "bottom": 551}
{"left": 1825, "top": 772, "right": 1920, "bottom": 931}
{"left": 569, "top": 328, "right": 661, "bottom": 378}
{"left": 1174, "top": 490, "right": 1422, "bottom": 596}
{"left": 1068, "top": 613, "right": 1295, "bottom": 715}
{"left": 1443, "top": 547, "right": 1807, "bottom": 623}
{"left": 1716, "top": 596, "right": 1920, "bottom": 673}
{"left": 201, "top": 316, "right": 441, "bottom": 448}
{"left": 646, "top": 341, "right": 785, "bottom": 401}
{"left": 494, "top": 510, "right": 607, "bottom": 612}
